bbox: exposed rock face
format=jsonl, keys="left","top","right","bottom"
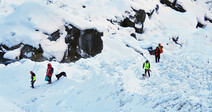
{"left": 134, "top": 9, "right": 146, "bottom": 24}
{"left": 160, "top": 0, "right": 186, "bottom": 12}
{"left": 48, "top": 30, "right": 60, "bottom": 41}
{"left": 146, "top": 4, "right": 159, "bottom": 18}
{"left": 64, "top": 25, "right": 81, "bottom": 62}
{"left": 79, "top": 29, "right": 103, "bottom": 57}
{"left": 205, "top": 16, "right": 212, "bottom": 23}
{"left": 64, "top": 24, "right": 103, "bottom": 62}
{"left": 196, "top": 21, "right": 205, "bottom": 28}
{"left": 0, "top": 24, "right": 103, "bottom": 64}
{"left": 120, "top": 9, "right": 146, "bottom": 34}
{"left": 120, "top": 18, "right": 135, "bottom": 28}
{"left": 20, "top": 44, "right": 45, "bottom": 62}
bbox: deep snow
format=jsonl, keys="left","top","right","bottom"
{"left": 0, "top": 0, "right": 212, "bottom": 112}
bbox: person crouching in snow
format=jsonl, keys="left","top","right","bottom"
{"left": 46, "top": 63, "right": 54, "bottom": 84}
{"left": 30, "top": 71, "right": 36, "bottom": 88}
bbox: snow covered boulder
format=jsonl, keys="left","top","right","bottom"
{"left": 0, "top": 43, "right": 45, "bottom": 63}
{"left": 0, "top": 24, "right": 103, "bottom": 64}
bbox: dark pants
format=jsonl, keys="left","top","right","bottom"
{"left": 145, "top": 69, "right": 150, "bottom": 77}
{"left": 155, "top": 55, "right": 160, "bottom": 63}
{"left": 31, "top": 81, "right": 35, "bottom": 88}
{"left": 48, "top": 76, "right": 52, "bottom": 83}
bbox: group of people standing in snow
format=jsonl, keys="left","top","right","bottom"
{"left": 29, "top": 43, "right": 163, "bottom": 88}
{"left": 142, "top": 43, "right": 163, "bottom": 78}
{"left": 30, "top": 63, "right": 54, "bottom": 88}
{"left": 30, "top": 63, "right": 66, "bottom": 89}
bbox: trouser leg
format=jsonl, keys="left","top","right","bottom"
{"left": 31, "top": 81, "right": 34, "bottom": 88}
{"left": 158, "top": 55, "right": 160, "bottom": 62}
{"left": 145, "top": 69, "right": 147, "bottom": 77}
{"left": 48, "top": 76, "right": 52, "bottom": 83}
{"left": 148, "top": 71, "right": 150, "bottom": 77}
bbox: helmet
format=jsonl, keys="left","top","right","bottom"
{"left": 48, "top": 63, "right": 51, "bottom": 67}
{"left": 30, "top": 71, "right": 33, "bottom": 74}
{"left": 159, "top": 43, "right": 161, "bottom": 46}
{"left": 146, "top": 60, "right": 149, "bottom": 62}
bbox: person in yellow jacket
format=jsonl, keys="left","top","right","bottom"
{"left": 30, "top": 71, "right": 36, "bottom": 88}
{"left": 143, "top": 60, "right": 151, "bottom": 77}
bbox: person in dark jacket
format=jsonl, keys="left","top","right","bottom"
{"left": 143, "top": 60, "right": 151, "bottom": 77}
{"left": 46, "top": 63, "right": 54, "bottom": 84}
{"left": 155, "top": 47, "right": 160, "bottom": 63}
{"left": 30, "top": 71, "right": 36, "bottom": 88}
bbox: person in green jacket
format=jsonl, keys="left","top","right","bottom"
{"left": 30, "top": 71, "right": 36, "bottom": 88}
{"left": 143, "top": 60, "right": 151, "bottom": 77}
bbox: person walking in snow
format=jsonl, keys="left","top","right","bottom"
{"left": 30, "top": 71, "right": 36, "bottom": 88}
{"left": 143, "top": 60, "right": 151, "bottom": 77}
{"left": 155, "top": 43, "right": 163, "bottom": 63}
{"left": 46, "top": 63, "right": 54, "bottom": 84}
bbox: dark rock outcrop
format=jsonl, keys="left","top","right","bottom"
{"left": 196, "top": 21, "right": 205, "bottom": 28}
{"left": 134, "top": 9, "right": 146, "bottom": 24}
{"left": 63, "top": 24, "right": 103, "bottom": 62}
{"left": 48, "top": 30, "right": 60, "bottom": 41}
{"left": 120, "top": 18, "right": 135, "bottom": 27}
{"left": 120, "top": 8, "right": 146, "bottom": 34}
{"left": 20, "top": 44, "right": 45, "bottom": 62}
{"left": 63, "top": 25, "right": 82, "bottom": 62}
{"left": 146, "top": 4, "right": 159, "bottom": 18}
{"left": 79, "top": 29, "right": 103, "bottom": 57}
{"left": 130, "top": 33, "right": 136, "bottom": 39}
{"left": 160, "top": 0, "right": 186, "bottom": 12}
{"left": 205, "top": 16, "right": 212, "bottom": 23}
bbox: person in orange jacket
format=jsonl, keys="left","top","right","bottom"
{"left": 46, "top": 63, "right": 54, "bottom": 84}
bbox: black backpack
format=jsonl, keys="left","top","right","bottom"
{"left": 50, "top": 67, "right": 54, "bottom": 74}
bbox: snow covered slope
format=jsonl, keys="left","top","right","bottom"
{"left": 0, "top": 0, "right": 211, "bottom": 112}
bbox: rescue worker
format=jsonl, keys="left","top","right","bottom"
{"left": 155, "top": 47, "right": 160, "bottom": 63}
{"left": 30, "top": 71, "right": 36, "bottom": 88}
{"left": 143, "top": 60, "right": 151, "bottom": 77}
{"left": 158, "top": 43, "right": 163, "bottom": 54}
{"left": 46, "top": 63, "right": 54, "bottom": 84}
{"left": 155, "top": 43, "right": 163, "bottom": 63}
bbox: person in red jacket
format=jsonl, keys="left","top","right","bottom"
{"left": 158, "top": 43, "right": 163, "bottom": 53}
{"left": 155, "top": 43, "right": 163, "bottom": 63}
{"left": 46, "top": 63, "right": 54, "bottom": 84}
{"left": 155, "top": 47, "right": 160, "bottom": 63}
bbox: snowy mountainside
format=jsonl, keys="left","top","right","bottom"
{"left": 0, "top": 0, "right": 212, "bottom": 112}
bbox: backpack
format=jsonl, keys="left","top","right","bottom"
{"left": 50, "top": 67, "right": 54, "bottom": 74}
